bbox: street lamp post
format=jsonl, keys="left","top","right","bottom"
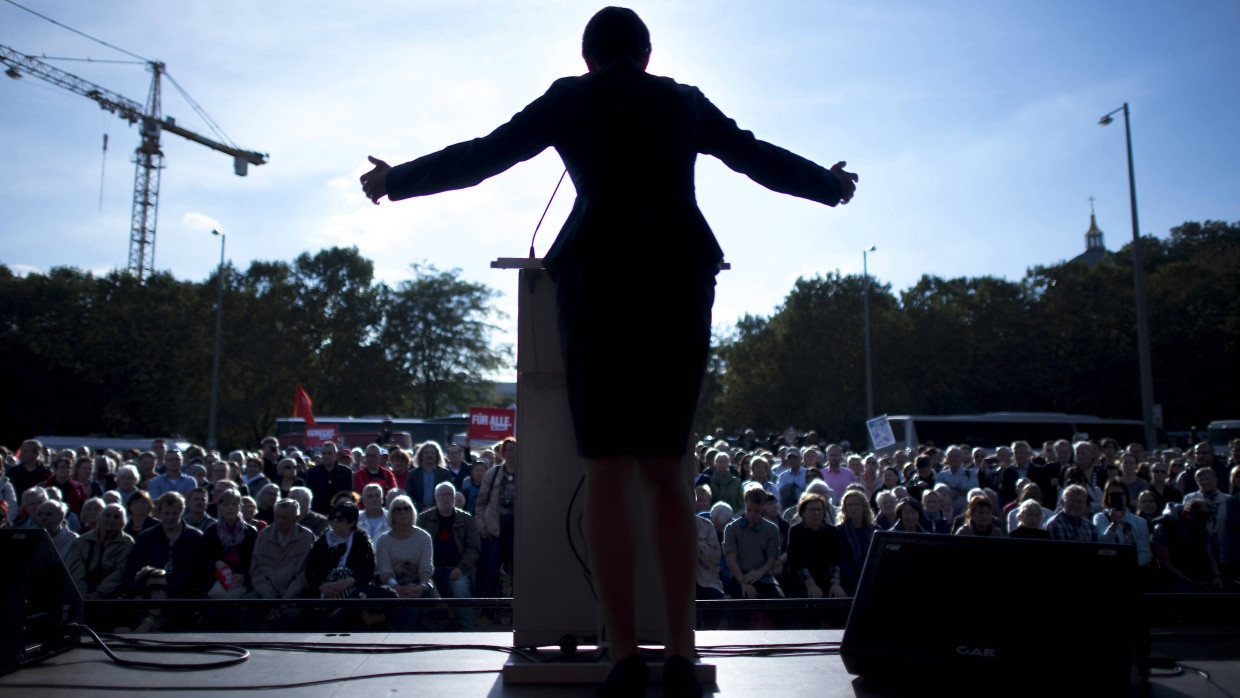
{"left": 208, "top": 229, "right": 225, "bottom": 451}
{"left": 1099, "top": 103, "right": 1157, "bottom": 449}
{"left": 863, "top": 245, "right": 877, "bottom": 420}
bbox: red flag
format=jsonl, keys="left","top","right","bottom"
{"left": 293, "top": 384, "right": 316, "bottom": 427}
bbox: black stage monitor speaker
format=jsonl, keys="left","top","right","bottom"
{"left": 840, "top": 531, "right": 1146, "bottom": 696}
{"left": 0, "top": 529, "right": 84, "bottom": 676}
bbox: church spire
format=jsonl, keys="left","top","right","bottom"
{"left": 1085, "top": 197, "right": 1104, "bottom": 251}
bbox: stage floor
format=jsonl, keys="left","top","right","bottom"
{"left": 3, "top": 629, "right": 1237, "bottom": 697}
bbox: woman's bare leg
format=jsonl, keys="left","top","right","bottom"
{"left": 583, "top": 456, "right": 639, "bottom": 660}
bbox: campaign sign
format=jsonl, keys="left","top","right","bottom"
{"left": 866, "top": 415, "right": 896, "bottom": 451}
{"left": 469, "top": 407, "right": 515, "bottom": 442}
{"left": 305, "top": 423, "right": 339, "bottom": 447}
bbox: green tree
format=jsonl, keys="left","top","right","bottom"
{"left": 383, "top": 262, "right": 511, "bottom": 418}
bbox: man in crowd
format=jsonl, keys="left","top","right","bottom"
{"left": 1046, "top": 484, "right": 1098, "bottom": 542}
{"left": 1178, "top": 442, "right": 1230, "bottom": 496}
{"left": 937, "top": 445, "right": 978, "bottom": 513}
{"left": 407, "top": 442, "right": 455, "bottom": 512}
{"left": 251, "top": 498, "right": 315, "bottom": 627}
{"left": 1028, "top": 440, "right": 1064, "bottom": 509}
{"left": 905, "top": 454, "right": 937, "bottom": 503}
{"left": 700, "top": 451, "right": 742, "bottom": 512}
{"left": 446, "top": 443, "right": 471, "bottom": 491}
{"left": 354, "top": 443, "right": 398, "bottom": 494}
{"left": 7, "top": 439, "right": 50, "bottom": 498}
{"left": 1184, "top": 467, "right": 1235, "bottom": 571}
{"left": 723, "top": 488, "right": 783, "bottom": 600}
{"left": 1153, "top": 499, "right": 1230, "bottom": 591}
{"left": 147, "top": 449, "right": 197, "bottom": 498}
{"left": 259, "top": 436, "right": 282, "bottom": 479}
{"left": 183, "top": 486, "right": 216, "bottom": 531}
{"left": 304, "top": 440, "right": 354, "bottom": 515}
{"left": 289, "top": 486, "right": 329, "bottom": 538}
{"left": 818, "top": 444, "right": 855, "bottom": 508}
{"left": 44, "top": 456, "right": 88, "bottom": 515}
{"left": 36, "top": 499, "right": 78, "bottom": 559}
{"left": 775, "top": 448, "right": 808, "bottom": 509}
{"left": 417, "top": 481, "right": 481, "bottom": 629}
{"left": 125, "top": 492, "right": 211, "bottom": 598}
{"left": 476, "top": 437, "right": 518, "bottom": 605}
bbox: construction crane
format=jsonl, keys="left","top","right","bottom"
{"left": 1, "top": 43, "right": 268, "bottom": 279}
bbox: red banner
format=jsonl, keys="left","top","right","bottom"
{"left": 293, "top": 383, "right": 316, "bottom": 427}
{"left": 468, "top": 407, "right": 515, "bottom": 442}
{"left": 304, "top": 423, "right": 339, "bottom": 448}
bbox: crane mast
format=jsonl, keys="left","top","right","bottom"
{"left": 0, "top": 44, "right": 267, "bottom": 279}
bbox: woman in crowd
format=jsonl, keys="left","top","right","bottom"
{"left": 784, "top": 493, "right": 844, "bottom": 599}
{"left": 123, "top": 489, "right": 158, "bottom": 538}
{"left": 375, "top": 494, "right": 435, "bottom": 629}
{"left": 388, "top": 447, "right": 412, "bottom": 491}
{"left": 837, "top": 490, "right": 877, "bottom": 596}
{"left": 1009, "top": 499, "right": 1050, "bottom": 539}
{"left": 203, "top": 488, "right": 259, "bottom": 599}
{"left": 240, "top": 495, "right": 267, "bottom": 532}
{"left": 873, "top": 491, "right": 897, "bottom": 530}
{"left": 745, "top": 456, "right": 775, "bottom": 495}
{"left": 67, "top": 502, "right": 134, "bottom": 599}
{"left": 1117, "top": 453, "right": 1148, "bottom": 510}
{"left": 890, "top": 498, "right": 929, "bottom": 534}
{"left": 955, "top": 495, "right": 1005, "bottom": 537}
{"left": 461, "top": 460, "right": 488, "bottom": 515}
{"left": 933, "top": 483, "right": 957, "bottom": 523}
{"left": 921, "top": 490, "right": 953, "bottom": 534}
{"left": 77, "top": 497, "right": 105, "bottom": 535}
{"left": 275, "top": 458, "right": 305, "bottom": 499}
{"left": 255, "top": 483, "right": 280, "bottom": 524}
{"left": 1136, "top": 490, "right": 1162, "bottom": 530}
{"left": 304, "top": 502, "right": 375, "bottom": 599}
{"left": 73, "top": 458, "right": 95, "bottom": 495}
{"left": 1147, "top": 460, "right": 1184, "bottom": 512}
{"left": 359, "top": 483, "right": 391, "bottom": 543}
{"left": 1093, "top": 477, "right": 1151, "bottom": 568}
{"left": 1005, "top": 482, "right": 1051, "bottom": 533}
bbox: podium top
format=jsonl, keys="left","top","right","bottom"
{"left": 491, "top": 257, "right": 730, "bottom": 270}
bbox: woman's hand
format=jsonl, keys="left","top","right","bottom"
{"left": 805, "top": 582, "right": 823, "bottom": 599}
{"left": 360, "top": 156, "right": 390, "bottom": 205}
{"left": 828, "top": 582, "right": 846, "bottom": 599}
{"left": 830, "top": 161, "right": 858, "bottom": 204}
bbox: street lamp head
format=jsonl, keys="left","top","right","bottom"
{"left": 1098, "top": 115, "right": 1114, "bottom": 127}
{"left": 867, "top": 245, "right": 877, "bottom": 252}
{"left": 211, "top": 229, "right": 221, "bottom": 236}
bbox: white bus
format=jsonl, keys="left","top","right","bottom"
{"left": 877, "top": 412, "right": 1147, "bottom": 452}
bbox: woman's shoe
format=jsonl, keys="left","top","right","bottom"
{"left": 597, "top": 654, "right": 649, "bottom": 697}
{"left": 661, "top": 655, "right": 703, "bottom": 698}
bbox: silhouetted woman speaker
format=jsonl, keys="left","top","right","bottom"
{"left": 360, "top": 7, "right": 857, "bottom": 696}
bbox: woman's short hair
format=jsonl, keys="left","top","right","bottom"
{"left": 328, "top": 502, "right": 360, "bottom": 528}
{"left": 1016, "top": 498, "right": 1044, "bottom": 525}
{"left": 797, "top": 492, "right": 829, "bottom": 519}
{"left": 709, "top": 501, "right": 733, "bottom": 526}
{"left": 386, "top": 494, "right": 414, "bottom": 527}
{"left": 964, "top": 494, "right": 992, "bottom": 525}
{"left": 215, "top": 488, "right": 242, "bottom": 508}
{"left": 583, "top": 7, "right": 651, "bottom": 65}
{"left": 126, "top": 489, "right": 152, "bottom": 512}
{"left": 100, "top": 501, "right": 128, "bottom": 527}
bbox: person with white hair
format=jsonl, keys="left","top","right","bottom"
{"left": 376, "top": 494, "right": 435, "bottom": 629}
{"left": 67, "top": 502, "right": 134, "bottom": 598}
{"left": 416, "top": 482, "right": 481, "bottom": 629}
{"left": 1046, "top": 485, "right": 1099, "bottom": 542}
{"left": 37, "top": 499, "right": 78, "bottom": 559}
{"left": 251, "top": 497, "right": 315, "bottom": 628}
{"left": 289, "top": 486, "right": 328, "bottom": 538}
{"left": 358, "top": 483, "right": 391, "bottom": 543}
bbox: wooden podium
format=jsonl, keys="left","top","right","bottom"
{"left": 491, "top": 258, "right": 713, "bottom": 685}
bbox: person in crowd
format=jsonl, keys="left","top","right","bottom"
{"left": 304, "top": 502, "right": 375, "bottom": 600}
{"left": 77, "top": 497, "right": 105, "bottom": 535}
{"left": 1152, "top": 499, "right": 1230, "bottom": 591}
{"left": 240, "top": 495, "right": 267, "bottom": 532}
{"left": 904, "top": 455, "right": 937, "bottom": 503}
{"left": 36, "top": 499, "right": 78, "bottom": 558}
{"left": 1009, "top": 499, "right": 1051, "bottom": 539}
{"left": 11, "top": 486, "right": 48, "bottom": 528}
{"left": 701, "top": 451, "right": 742, "bottom": 512}
{"left": 91, "top": 456, "right": 118, "bottom": 498}
{"left": 1178, "top": 443, "right": 1230, "bottom": 496}
{"left": 937, "top": 446, "right": 978, "bottom": 513}
{"left": 954, "top": 495, "right": 1005, "bottom": 537}
{"left": 1116, "top": 452, "right": 1148, "bottom": 509}
{"left": 1046, "top": 485, "right": 1099, "bottom": 542}
{"left": 818, "top": 444, "right": 855, "bottom": 508}
{"left": 255, "top": 483, "right": 280, "bottom": 524}
{"left": 695, "top": 504, "right": 724, "bottom": 599}
{"left": 999, "top": 441, "right": 1033, "bottom": 507}
{"left": 693, "top": 484, "right": 713, "bottom": 514}
{"left": 7, "top": 440, "right": 51, "bottom": 499}
{"left": 289, "top": 486, "right": 329, "bottom": 538}
{"left": 723, "top": 488, "right": 784, "bottom": 607}
{"left": 920, "top": 489, "right": 952, "bottom": 534}
{"left": 375, "top": 494, "right": 434, "bottom": 629}
{"left": 416, "top": 482, "right": 482, "bottom": 630}
{"left": 67, "top": 502, "right": 134, "bottom": 599}
{"left": 305, "top": 441, "right": 356, "bottom": 516}
{"left": 354, "top": 444, "right": 398, "bottom": 494}
{"left": 1005, "top": 482, "right": 1049, "bottom": 532}
{"left": 0, "top": 469, "right": 16, "bottom": 523}
{"left": 125, "top": 492, "right": 212, "bottom": 599}
{"left": 1094, "top": 477, "right": 1152, "bottom": 568}
{"left": 1137, "top": 490, "right": 1162, "bottom": 528}
{"left": 1062, "top": 465, "right": 1103, "bottom": 513}
{"left": 871, "top": 467, "right": 901, "bottom": 508}
{"left": 72, "top": 457, "right": 95, "bottom": 494}
{"left": 774, "top": 447, "right": 809, "bottom": 510}
{"left": 445, "top": 443, "right": 471, "bottom": 491}
{"left": 476, "top": 437, "right": 518, "bottom": 606}
{"left": 1146, "top": 459, "right": 1182, "bottom": 511}
{"left": 387, "top": 447, "right": 412, "bottom": 491}
{"left": 1184, "top": 467, "right": 1237, "bottom": 573}
{"left": 242, "top": 456, "right": 271, "bottom": 496}
{"left": 460, "top": 460, "right": 489, "bottom": 515}
{"left": 275, "top": 458, "right": 305, "bottom": 498}
{"left": 124, "top": 489, "right": 158, "bottom": 538}
{"left": 114, "top": 465, "right": 140, "bottom": 506}
{"left": 43, "top": 456, "right": 88, "bottom": 516}
{"left": 873, "top": 491, "right": 898, "bottom": 530}
{"left": 890, "top": 497, "right": 930, "bottom": 534}
{"left": 183, "top": 486, "right": 217, "bottom": 531}
{"left": 202, "top": 487, "right": 258, "bottom": 600}
{"left": 784, "top": 492, "right": 844, "bottom": 599}
{"left": 147, "top": 449, "right": 197, "bottom": 498}
{"left": 135, "top": 451, "right": 158, "bottom": 490}
{"left": 251, "top": 498, "right": 316, "bottom": 628}
{"left": 407, "top": 441, "right": 455, "bottom": 513}
{"left": 358, "top": 483, "right": 391, "bottom": 543}
{"left": 258, "top": 436, "right": 282, "bottom": 480}
{"left": 744, "top": 456, "right": 775, "bottom": 495}
{"left": 836, "top": 490, "right": 876, "bottom": 596}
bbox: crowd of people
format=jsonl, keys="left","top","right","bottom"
{"left": 1, "top": 435, "right": 517, "bottom": 632}
{"left": 3, "top": 428, "right": 1237, "bottom": 632}
{"left": 690, "top": 428, "right": 1240, "bottom": 616}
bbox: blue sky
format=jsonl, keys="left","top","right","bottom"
{"left": 2, "top": 1, "right": 1237, "bottom": 379}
